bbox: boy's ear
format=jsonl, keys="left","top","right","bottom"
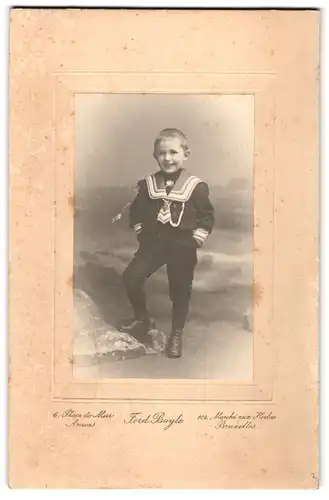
{"left": 184, "top": 149, "right": 191, "bottom": 159}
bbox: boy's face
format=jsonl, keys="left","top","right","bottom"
{"left": 153, "top": 137, "right": 189, "bottom": 174}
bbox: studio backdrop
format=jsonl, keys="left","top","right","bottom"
{"left": 74, "top": 93, "right": 254, "bottom": 381}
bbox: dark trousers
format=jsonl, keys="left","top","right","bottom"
{"left": 122, "top": 239, "right": 198, "bottom": 331}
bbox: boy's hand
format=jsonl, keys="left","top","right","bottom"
{"left": 137, "top": 232, "right": 143, "bottom": 242}
{"left": 193, "top": 237, "right": 203, "bottom": 248}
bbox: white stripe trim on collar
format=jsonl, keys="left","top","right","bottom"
{"left": 145, "top": 174, "right": 202, "bottom": 202}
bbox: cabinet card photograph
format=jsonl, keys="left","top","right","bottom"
{"left": 9, "top": 9, "right": 319, "bottom": 489}
{"left": 73, "top": 93, "right": 254, "bottom": 380}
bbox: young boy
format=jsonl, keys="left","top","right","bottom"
{"left": 120, "top": 128, "right": 215, "bottom": 358}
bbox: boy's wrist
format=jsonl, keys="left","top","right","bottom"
{"left": 192, "top": 228, "right": 209, "bottom": 246}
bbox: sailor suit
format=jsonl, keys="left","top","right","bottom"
{"left": 122, "top": 168, "right": 215, "bottom": 331}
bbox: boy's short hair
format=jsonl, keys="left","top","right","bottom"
{"left": 154, "top": 128, "right": 189, "bottom": 152}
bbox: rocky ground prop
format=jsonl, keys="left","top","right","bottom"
{"left": 73, "top": 289, "right": 166, "bottom": 367}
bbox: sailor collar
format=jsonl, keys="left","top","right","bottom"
{"left": 145, "top": 169, "right": 202, "bottom": 202}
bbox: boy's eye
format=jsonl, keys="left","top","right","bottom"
{"left": 157, "top": 149, "right": 180, "bottom": 157}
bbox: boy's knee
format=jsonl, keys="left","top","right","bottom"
{"left": 122, "top": 265, "right": 144, "bottom": 290}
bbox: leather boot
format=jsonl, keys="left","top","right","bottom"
{"left": 167, "top": 329, "right": 183, "bottom": 358}
{"left": 119, "top": 317, "right": 154, "bottom": 340}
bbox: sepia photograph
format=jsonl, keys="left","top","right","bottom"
{"left": 73, "top": 93, "right": 254, "bottom": 380}
{"left": 8, "top": 8, "right": 319, "bottom": 489}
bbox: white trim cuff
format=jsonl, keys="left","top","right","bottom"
{"left": 133, "top": 223, "right": 143, "bottom": 234}
{"left": 193, "top": 228, "right": 209, "bottom": 244}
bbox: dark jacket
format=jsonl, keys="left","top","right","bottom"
{"left": 129, "top": 169, "right": 215, "bottom": 248}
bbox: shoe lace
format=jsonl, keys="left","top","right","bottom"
{"left": 172, "top": 334, "right": 181, "bottom": 349}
